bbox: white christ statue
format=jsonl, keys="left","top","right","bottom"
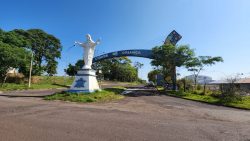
{"left": 74, "top": 34, "right": 100, "bottom": 69}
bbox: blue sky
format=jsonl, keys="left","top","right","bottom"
{"left": 1, "top": 0, "right": 250, "bottom": 80}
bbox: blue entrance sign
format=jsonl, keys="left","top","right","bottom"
{"left": 164, "top": 30, "right": 182, "bottom": 46}
{"left": 93, "top": 49, "right": 153, "bottom": 62}
{"left": 93, "top": 30, "right": 182, "bottom": 62}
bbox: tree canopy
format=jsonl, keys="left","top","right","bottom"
{"left": 185, "top": 56, "right": 224, "bottom": 87}
{"left": 65, "top": 57, "right": 139, "bottom": 82}
{"left": 93, "top": 57, "right": 138, "bottom": 82}
{"left": 0, "top": 41, "right": 30, "bottom": 83}
{"left": 151, "top": 44, "right": 195, "bottom": 90}
{"left": 64, "top": 60, "right": 85, "bottom": 76}
{"left": 0, "top": 28, "right": 62, "bottom": 76}
{"left": 148, "top": 69, "right": 160, "bottom": 83}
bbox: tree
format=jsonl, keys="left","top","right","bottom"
{"left": 134, "top": 61, "right": 144, "bottom": 79}
{"left": 0, "top": 41, "right": 30, "bottom": 84}
{"left": 185, "top": 56, "right": 223, "bottom": 89}
{"left": 113, "top": 64, "right": 137, "bottom": 82}
{"left": 25, "top": 29, "right": 62, "bottom": 75}
{"left": 1, "top": 29, "right": 62, "bottom": 76}
{"left": 64, "top": 60, "right": 84, "bottom": 76}
{"left": 2, "top": 29, "right": 30, "bottom": 48}
{"left": 148, "top": 69, "right": 160, "bottom": 83}
{"left": 92, "top": 57, "right": 138, "bottom": 82}
{"left": 151, "top": 44, "right": 194, "bottom": 90}
{"left": 66, "top": 57, "right": 138, "bottom": 82}
{"left": 134, "top": 62, "right": 144, "bottom": 70}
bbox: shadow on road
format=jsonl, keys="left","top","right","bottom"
{"left": 0, "top": 94, "right": 45, "bottom": 98}
{"left": 104, "top": 88, "right": 125, "bottom": 94}
{"left": 52, "top": 83, "right": 70, "bottom": 88}
{"left": 122, "top": 86, "right": 160, "bottom": 97}
{"left": 0, "top": 89, "right": 66, "bottom": 98}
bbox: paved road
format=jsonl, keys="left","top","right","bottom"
{"left": 0, "top": 90, "right": 250, "bottom": 141}
{"left": 0, "top": 88, "right": 66, "bottom": 97}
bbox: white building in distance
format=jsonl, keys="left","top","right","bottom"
{"left": 185, "top": 75, "right": 213, "bottom": 84}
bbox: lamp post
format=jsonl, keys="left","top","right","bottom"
{"left": 28, "top": 51, "right": 34, "bottom": 88}
{"left": 98, "top": 70, "right": 102, "bottom": 89}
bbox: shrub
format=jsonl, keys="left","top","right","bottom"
{"left": 5, "top": 73, "right": 25, "bottom": 84}
{"left": 220, "top": 84, "right": 242, "bottom": 103}
{"left": 220, "top": 76, "right": 243, "bottom": 103}
{"left": 177, "top": 78, "right": 193, "bottom": 92}
{"left": 197, "top": 84, "right": 202, "bottom": 90}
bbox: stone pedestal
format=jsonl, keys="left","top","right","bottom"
{"left": 68, "top": 69, "right": 100, "bottom": 93}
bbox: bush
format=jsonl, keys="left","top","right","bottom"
{"left": 220, "top": 83, "right": 242, "bottom": 103}
{"left": 219, "top": 76, "right": 243, "bottom": 103}
{"left": 177, "top": 78, "right": 193, "bottom": 92}
{"left": 5, "top": 73, "right": 25, "bottom": 84}
{"left": 197, "top": 84, "right": 202, "bottom": 90}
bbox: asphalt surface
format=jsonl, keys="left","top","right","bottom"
{"left": 0, "top": 88, "right": 66, "bottom": 97}
{"left": 0, "top": 89, "right": 250, "bottom": 141}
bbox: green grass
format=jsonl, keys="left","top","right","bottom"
{"left": 0, "top": 76, "right": 74, "bottom": 91}
{"left": 167, "top": 91, "right": 250, "bottom": 110}
{"left": 156, "top": 86, "right": 164, "bottom": 91}
{"left": 224, "top": 96, "right": 250, "bottom": 109}
{"left": 36, "top": 76, "right": 74, "bottom": 85}
{"left": 0, "top": 76, "right": 141, "bottom": 91}
{"left": 44, "top": 88, "right": 125, "bottom": 103}
{"left": 0, "top": 83, "right": 69, "bottom": 91}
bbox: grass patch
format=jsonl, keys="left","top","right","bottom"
{"left": 0, "top": 76, "right": 141, "bottom": 91}
{"left": 0, "top": 83, "right": 70, "bottom": 91}
{"left": 156, "top": 86, "right": 164, "bottom": 91}
{"left": 44, "top": 88, "right": 125, "bottom": 103}
{"left": 224, "top": 96, "right": 250, "bottom": 109}
{"left": 0, "top": 83, "right": 29, "bottom": 91}
{"left": 167, "top": 91, "right": 250, "bottom": 110}
{"left": 0, "top": 76, "right": 74, "bottom": 91}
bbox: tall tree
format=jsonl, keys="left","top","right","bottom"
{"left": 134, "top": 61, "right": 144, "bottom": 79}
{"left": 0, "top": 29, "right": 62, "bottom": 76}
{"left": 25, "top": 29, "right": 62, "bottom": 75}
{"left": 185, "top": 56, "right": 223, "bottom": 88}
{"left": 151, "top": 44, "right": 194, "bottom": 90}
{"left": 92, "top": 57, "right": 138, "bottom": 82}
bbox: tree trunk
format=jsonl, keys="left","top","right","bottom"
{"left": 194, "top": 77, "right": 197, "bottom": 90}
{"left": 3, "top": 74, "right": 8, "bottom": 84}
{"left": 0, "top": 74, "right": 7, "bottom": 87}
{"left": 203, "top": 83, "right": 206, "bottom": 94}
{"left": 183, "top": 79, "right": 186, "bottom": 92}
{"left": 136, "top": 68, "right": 138, "bottom": 81}
{"left": 172, "top": 66, "right": 177, "bottom": 91}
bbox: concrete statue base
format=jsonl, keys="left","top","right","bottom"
{"left": 68, "top": 69, "right": 100, "bottom": 93}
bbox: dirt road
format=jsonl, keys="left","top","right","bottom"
{"left": 0, "top": 90, "right": 250, "bottom": 141}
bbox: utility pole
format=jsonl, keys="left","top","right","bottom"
{"left": 28, "top": 51, "right": 33, "bottom": 88}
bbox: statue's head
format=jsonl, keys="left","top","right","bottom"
{"left": 86, "top": 34, "right": 91, "bottom": 41}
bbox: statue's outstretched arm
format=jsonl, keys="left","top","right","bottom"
{"left": 95, "top": 39, "right": 101, "bottom": 45}
{"left": 74, "top": 41, "right": 83, "bottom": 46}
